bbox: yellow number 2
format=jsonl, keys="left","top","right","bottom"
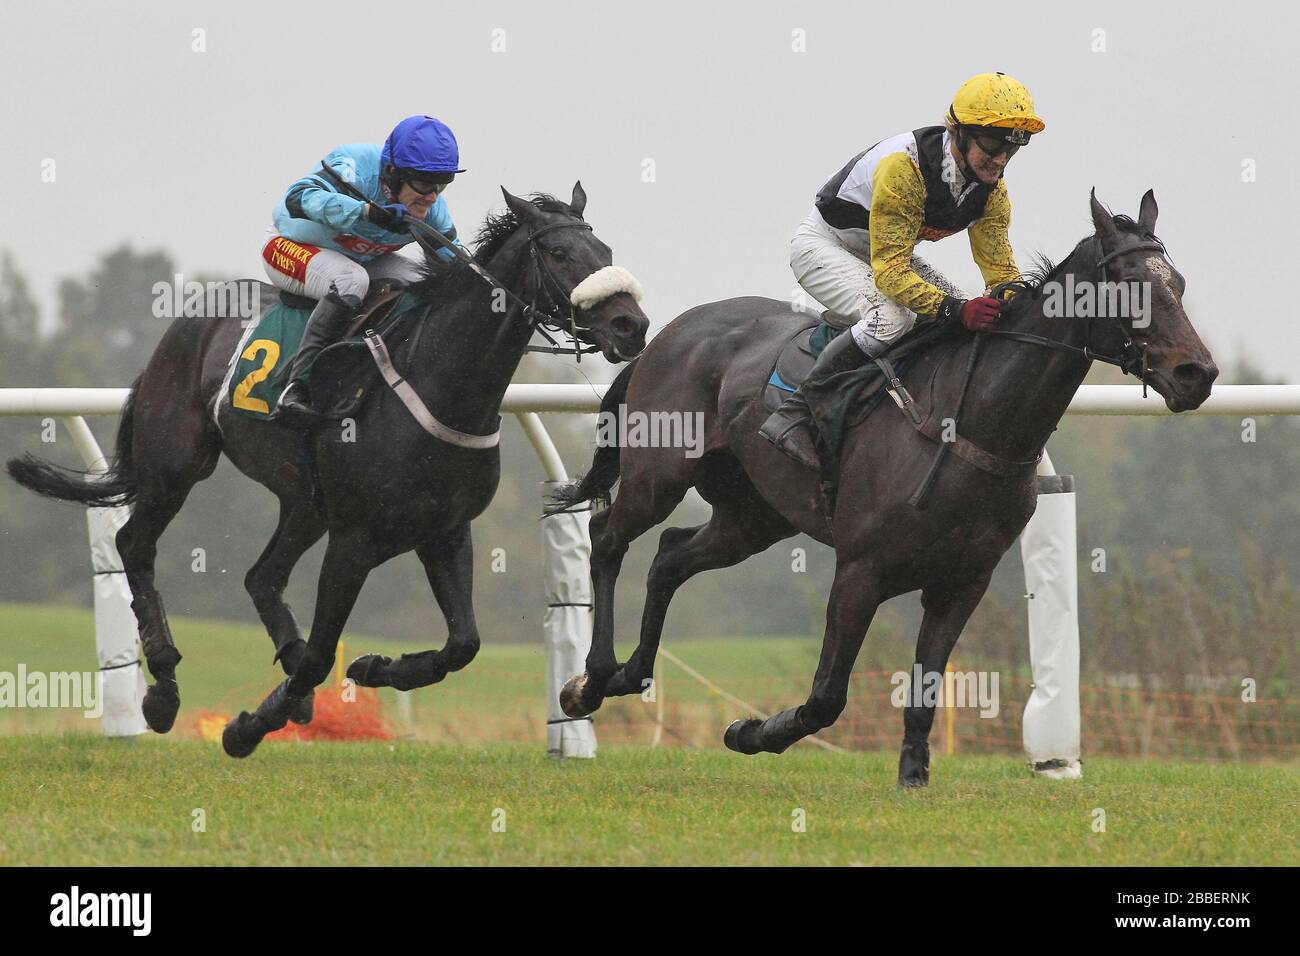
{"left": 232, "top": 339, "right": 282, "bottom": 415}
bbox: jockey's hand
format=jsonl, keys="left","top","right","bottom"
{"left": 959, "top": 296, "right": 1004, "bottom": 332}
{"left": 365, "top": 202, "right": 409, "bottom": 233}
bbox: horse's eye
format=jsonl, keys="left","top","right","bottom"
{"left": 548, "top": 247, "right": 568, "bottom": 261}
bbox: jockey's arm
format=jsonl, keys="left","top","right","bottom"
{"left": 427, "top": 199, "right": 462, "bottom": 262}
{"left": 284, "top": 175, "right": 367, "bottom": 231}
{"left": 967, "top": 182, "right": 1021, "bottom": 293}
{"left": 868, "top": 152, "right": 950, "bottom": 318}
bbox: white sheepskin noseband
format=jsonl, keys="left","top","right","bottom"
{"left": 570, "top": 265, "right": 644, "bottom": 310}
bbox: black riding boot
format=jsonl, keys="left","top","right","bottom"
{"left": 759, "top": 329, "right": 878, "bottom": 468}
{"left": 271, "top": 290, "right": 362, "bottom": 426}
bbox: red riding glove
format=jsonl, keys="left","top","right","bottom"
{"left": 959, "top": 296, "right": 1004, "bottom": 332}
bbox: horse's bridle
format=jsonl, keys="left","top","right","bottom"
{"left": 314, "top": 158, "right": 605, "bottom": 356}
{"left": 523, "top": 219, "right": 604, "bottom": 356}
{"left": 983, "top": 236, "right": 1168, "bottom": 395}
{"left": 408, "top": 216, "right": 603, "bottom": 358}
{"left": 905, "top": 235, "right": 1169, "bottom": 507}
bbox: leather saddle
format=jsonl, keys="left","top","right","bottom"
{"left": 761, "top": 312, "right": 858, "bottom": 412}
{"left": 277, "top": 278, "right": 413, "bottom": 420}
{"left": 277, "top": 276, "right": 408, "bottom": 336}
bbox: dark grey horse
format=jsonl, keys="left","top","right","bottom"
{"left": 9, "top": 184, "right": 649, "bottom": 757}
{"left": 550, "top": 191, "right": 1216, "bottom": 786}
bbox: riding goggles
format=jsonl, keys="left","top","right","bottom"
{"left": 968, "top": 126, "right": 1031, "bottom": 158}
{"left": 404, "top": 176, "right": 452, "bottom": 196}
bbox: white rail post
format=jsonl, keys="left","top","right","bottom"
{"left": 59, "top": 415, "right": 147, "bottom": 738}
{"left": 1020, "top": 449, "right": 1082, "bottom": 778}
{"left": 516, "top": 412, "right": 596, "bottom": 758}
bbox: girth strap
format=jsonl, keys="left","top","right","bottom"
{"left": 911, "top": 416, "right": 1042, "bottom": 477}
{"left": 362, "top": 330, "right": 500, "bottom": 449}
{"left": 904, "top": 335, "right": 1038, "bottom": 508}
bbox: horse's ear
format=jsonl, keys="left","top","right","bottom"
{"left": 501, "top": 187, "right": 543, "bottom": 227}
{"left": 1138, "top": 189, "right": 1158, "bottom": 235}
{"left": 570, "top": 181, "right": 587, "bottom": 219}
{"left": 1090, "top": 188, "right": 1119, "bottom": 244}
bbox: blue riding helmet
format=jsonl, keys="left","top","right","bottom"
{"left": 381, "top": 115, "right": 466, "bottom": 194}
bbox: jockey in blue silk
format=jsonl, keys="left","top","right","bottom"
{"left": 264, "top": 115, "right": 466, "bottom": 425}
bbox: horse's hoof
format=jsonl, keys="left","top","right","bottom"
{"left": 897, "top": 743, "right": 931, "bottom": 788}
{"left": 559, "top": 674, "right": 594, "bottom": 719}
{"left": 386, "top": 653, "right": 446, "bottom": 692}
{"left": 288, "top": 688, "right": 314, "bottom": 725}
{"left": 724, "top": 718, "right": 764, "bottom": 755}
{"left": 347, "top": 654, "right": 390, "bottom": 688}
{"left": 141, "top": 680, "right": 179, "bottom": 734}
{"left": 221, "top": 712, "right": 263, "bottom": 759}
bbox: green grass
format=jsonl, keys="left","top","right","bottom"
{"left": 0, "top": 735, "right": 1293, "bottom": 866}
{"left": 2, "top": 602, "right": 1295, "bottom": 865}
{"left": 0, "top": 600, "right": 1032, "bottom": 752}
{"left": 0, "top": 600, "right": 835, "bottom": 743}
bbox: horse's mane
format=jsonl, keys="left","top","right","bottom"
{"left": 410, "top": 193, "right": 576, "bottom": 295}
{"left": 474, "top": 193, "right": 575, "bottom": 259}
{"left": 1000, "top": 213, "right": 1166, "bottom": 321}
{"left": 895, "top": 210, "right": 1168, "bottom": 367}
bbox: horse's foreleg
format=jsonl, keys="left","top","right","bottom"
{"left": 725, "top": 557, "right": 881, "bottom": 756}
{"left": 223, "top": 537, "right": 372, "bottom": 758}
{"left": 348, "top": 527, "right": 480, "bottom": 690}
{"left": 896, "top": 579, "right": 989, "bottom": 788}
{"left": 243, "top": 500, "right": 325, "bottom": 725}
{"left": 245, "top": 500, "right": 325, "bottom": 677}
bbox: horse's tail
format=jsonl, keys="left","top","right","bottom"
{"left": 6, "top": 375, "right": 142, "bottom": 508}
{"left": 544, "top": 359, "right": 638, "bottom": 516}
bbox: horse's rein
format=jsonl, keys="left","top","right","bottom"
{"left": 906, "top": 236, "right": 1166, "bottom": 507}
{"left": 312, "top": 161, "right": 600, "bottom": 356}
{"left": 983, "top": 237, "right": 1167, "bottom": 395}
{"left": 405, "top": 217, "right": 599, "bottom": 345}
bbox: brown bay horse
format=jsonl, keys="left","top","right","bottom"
{"left": 550, "top": 191, "right": 1216, "bottom": 786}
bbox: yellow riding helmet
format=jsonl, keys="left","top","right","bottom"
{"left": 947, "top": 72, "right": 1045, "bottom": 135}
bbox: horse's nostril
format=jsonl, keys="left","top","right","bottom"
{"left": 1174, "top": 362, "right": 1217, "bottom": 388}
{"left": 611, "top": 314, "right": 639, "bottom": 338}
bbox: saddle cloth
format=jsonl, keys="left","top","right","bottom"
{"left": 221, "top": 281, "right": 409, "bottom": 421}
{"left": 762, "top": 314, "right": 867, "bottom": 412}
{"left": 801, "top": 318, "right": 964, "bottom": 470}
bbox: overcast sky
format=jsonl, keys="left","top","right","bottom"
{"left": 4, "top": 0, "right": 1296, "bottom": 382}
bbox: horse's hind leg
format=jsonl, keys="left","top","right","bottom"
{"left": 117, "top": 418, "right": 221, "bottom": 734}
{"left": 347, "top": 525, "right": 481, "bottom": 691}
{"left": 559, "top": 467, "right": 692, "bottom": 718}
{"left": 896, "top": 578, "right": 989, "bottom": 788}
{"left": 725, "top": 555, "right": 882, "bottom": 756}
{"left": 602, "top": 496, "right": 793, "bottom": 700}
